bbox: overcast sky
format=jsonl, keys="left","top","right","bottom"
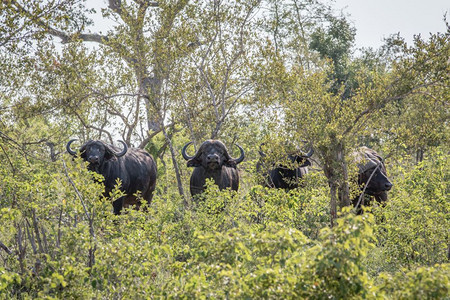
{"left": 88, "top": 0, "right": 449, "bottom": 50}
{"left": 333, "top": 0, "right": 449, "bottom": 49}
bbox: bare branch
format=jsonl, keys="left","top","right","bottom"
{"left": 0, "top": 241, "right": 12, "bottom": 255}
{"left": 72, "top": 110, "right": 114, "bottom": 144}
{"left": 138, "top": 127, "right": 163, "bottom": 149}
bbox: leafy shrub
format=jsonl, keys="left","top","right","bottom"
{"left": 165, "top": 209, "right": 376, "bottom": 299}
{"left": 0, "top": 145, "right": 448, "bottom": 299}
{"left": 241, "top": 171, "right": 330, "bottom": 239}
{"left": 377, "top": 264, "right": 450, "bottom": 299}
{"left": 371, "top": 150, "right": 449, "bottom": 270}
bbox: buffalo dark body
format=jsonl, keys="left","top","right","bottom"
{"left": 182, "top": 140, "right": 245, "bottom": 196}
{"left": 352, "top": 147, "right": 393, "bottom": 212}
{"left": 257, "top": 146, "right": 314, "bottom": 190}
{"left": 67, "top": 140, "right": 157, "bottom": 215}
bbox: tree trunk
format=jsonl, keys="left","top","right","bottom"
{"left": 161, "top": 124, "right": 187, "bottom": 205}
{"left": 416, "top": 148, "right": 424, "bottom": 164}
{"left": 142, "top": 76, "right": 162, "bottom": 133}
{"left": 337, "top": 144, "right": 351, "bottom": 208}
{"left": 322, "top": 140, "right": 350, "bottom": 226}
{"left": 329, "top": 181, "right": 338, "bottom": 227}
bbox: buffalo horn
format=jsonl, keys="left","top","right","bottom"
{"left": 304, "top": 147, "right": 314, "bottom": 158}
{"left": 66, "top": 139, "right": 78, "bottom": 156}
{"left": 112, "top": 140, "right": 128, "bottom": 157}
{"left": 182, "top": 141, "right": 195, "bottom": 160}
{"left": 232, "top": 144, "right": 245, "bottom": 164}
{"left": 364, "top": 157, "right": 379, "bottom": 170}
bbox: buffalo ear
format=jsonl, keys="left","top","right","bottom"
{"left": 223, "top": 149, "right": 236, "bottom": 168}
{"left": 224, "top": 159, "right": 237, "bottom": 168}
{"left": 295, "top": 155, "right": 311, "bottom": 167}
{"left": 104, "top": 146, "right": 115, "bottom": 160}
{"left": 79, "top": 145, "right": 87, "bottom": 159}
{"left": 187, "top": 158, "right": 202, "bottom": 167}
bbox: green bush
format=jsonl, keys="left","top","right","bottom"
{"left": 377, "top": 264, "right": 450, "bottom": 299}
{"left": 0, "top": 145, "right": 448, "bottom": 299}
{"left": 371, "top": 150, "right": 449, "bottom": 271}
{"left": 164, "top": 209, "right": 376, "bottom": 299}
{"left": 240, "top": 171, "right": 330, "bottom": 239}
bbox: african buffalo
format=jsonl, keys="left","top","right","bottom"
{"left": 66, "top": 139, "right": 157, "bottom": 215}
{"left": 257, "top": 145, "right": 314, "bottom": 190}
{"left": 352, "top": 147, "right": 393, "bottom": 212}
{"left": 182, "top": 140, "right": 245, "bottom": 196}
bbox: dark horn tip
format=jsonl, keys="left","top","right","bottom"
{"left": 182, "top": 141, "right": 195, "bottom": 160}
{"left": 114, "top": 140, "right": 128, "bottom": 157}
{"left": 234, "top": 144, "right": 245, "bottom": 164}
{"left": 66, "top": 139, "right": 78, "bottom": 156}
{"left": 305, "top": 147, "right": 314, "bottom": 158}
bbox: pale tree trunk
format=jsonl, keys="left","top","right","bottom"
{"left": 337, "top": 143, "right": 351, "bottom": 208}
{"left": 322, "top": 141, "right": 350, "bottom": 227}
{"left": 142, "top": 76, "right": 162, "bottom": 133}
{"left": 329, "top": 181, "right": 338, "bottom": 227}
{"left": 160, "top": 122, "right": 187, "bottom": 205}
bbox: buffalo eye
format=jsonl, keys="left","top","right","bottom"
{"left": 80, "top": 147, "right": 88, "bottom": 158}
{"left": 365, "top": 168, "right": 376, "bottom": 175}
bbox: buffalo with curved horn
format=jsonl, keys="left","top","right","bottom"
{"left": 352, "top": 147, "right": 393, "bottom": 213}
{"left": 67, "top": 139, "right": 157, "bottom": 215}
{"left": 182, "top": 139, "right": 245, "bottom": 196}
{"left": 257, "top": 143, "right": 314, "bottom": 190}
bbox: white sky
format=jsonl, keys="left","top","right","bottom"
{"left": 87, "top": 0, "right": 449, "bottom": 50}
{"left": 333, "top": 0, "right": 449, "bottom": 49}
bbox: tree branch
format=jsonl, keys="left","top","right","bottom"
{"left": 343, "top": 81, "right": 439, "bottom": 136}
{"left": 9, "top": 0, "right": 109, "bottom": 44}
{"left": 0, "top": 241, "right": 12, "bottom": 255}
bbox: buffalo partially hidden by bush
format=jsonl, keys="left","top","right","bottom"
{"left": 257, "top": 145, "right": 314, "bottom": 190}
{"left": 67, "top": 139, "right": 157, "bottom": 215}
{"left": 352, "top": 147, "right": 393, "bottom": 212}
{"left": 182, "top": 140, "right": 245, "bottom": 196}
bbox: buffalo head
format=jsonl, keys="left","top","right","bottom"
{"left": 182, "top": 140, "right": 245, "bottom": 170}
{"left": 66, "top": 139, "right": 128, "bottom": 171}
{"left": 258, "top": 143, "right": 314, "bottom": 189}
{"left": 354, "top": 147, "right": 393, "bottom": 204}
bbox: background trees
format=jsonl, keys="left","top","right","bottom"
{"left": 0, "top": 0, "right": 449, "bottom": 298}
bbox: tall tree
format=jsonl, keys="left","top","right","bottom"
{"left": 169, "top": 0, "right": 261, "bottom": 142}
{"left": 2, "top": 0, "right": 194, "bottom": 144}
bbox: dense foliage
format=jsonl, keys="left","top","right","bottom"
{"left": 1, "top": 0, "right": 449, "bottom": 298}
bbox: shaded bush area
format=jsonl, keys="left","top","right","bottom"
{"left": 0, "top": 150, "right": 449, "bottom": 298}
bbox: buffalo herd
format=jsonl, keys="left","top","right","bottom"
{"left": 66, "top": 138, "right": 392, "bottom": 214}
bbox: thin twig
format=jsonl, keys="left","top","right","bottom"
{"left": 354, "top": 164, "right": 380, "bottom": 211}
